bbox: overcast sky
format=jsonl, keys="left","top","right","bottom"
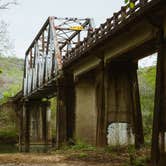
{"left": 0, "top": 0, "right": 124, "bottom": 59}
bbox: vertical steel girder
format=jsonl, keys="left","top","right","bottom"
{"left": 23, "top": 17, "right": 93, "bottom": 97}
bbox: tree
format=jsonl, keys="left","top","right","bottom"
{"left": 0, "top": 0, "right": 17, "bottom": 56}
{"left": 0, "top": 21, "right": 13, "bottom": 56}
{"left": 0, "top": 0, "right": 17, "bottom": 9}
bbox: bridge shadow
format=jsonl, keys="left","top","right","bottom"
{"left": 0, "top": 144, "right": 18, "bottom": 153}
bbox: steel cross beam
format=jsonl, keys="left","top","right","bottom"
{"left": 23, "top": 17, "right": 93, "bottom": 97}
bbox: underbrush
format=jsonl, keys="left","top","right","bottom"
{"left": 52, "top": 142, "right": 151, "bottom": 165}
{"left": 0, "top": 144, "right": 18, "bottom": 153}
{"left": 0, "top": 129, "right": 18, "bottom": 144}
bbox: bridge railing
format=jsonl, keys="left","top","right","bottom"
{"left": 23, "top": 17, "right": 93, "bottom": 96}
{"left": 63, "top": 0, "right": 153, "bottom": 65}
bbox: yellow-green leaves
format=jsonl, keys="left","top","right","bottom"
{"left": 125, "top": 0, "right": 135, "bottom": 9}
{"left": 129, "top": 2, "right": 135, "bottom": 9}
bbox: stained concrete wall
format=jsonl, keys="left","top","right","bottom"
{"left": 73, "top": 61, "right": 142, "bottom": 147}
{"left": 106, "top": 63, "right": 140, "bottom": 146}
{"left": 75, "top": 73, "right": 97, "bottom": 145}
{"left": 30, "top": 105, "right": 43, "bottom": 143}
{"left": 107, "top": 65, "right": 133, "bottom": 124}
{"left": 28, "top": 103, "right": 52, "bottom": 144}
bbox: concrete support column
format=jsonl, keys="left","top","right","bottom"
{"left": 19, "top": 106, "right": 23, "bottom": 152}
{"left": 96, "top": 60, "right": 107, "bottom": 147}
{"left": 151, "top": 31, "right": 166, "bottom": 165}
{"left": 56, "top": 73, "right": 75, "bottom": 147}
{"left": 106, "top": 61, "right": 144, "bottom": 148}
{"left": 75, "top": 72, "right": 97, "bottom": 145}
{"left": 24, "top": 102, "right": 30, "bottom": 152}
{"left": 47, "top": 107, "right": 52, "bottom": 145}
{"left": 56, "top": 77, "right": 67, "bottom": 147}
{"left": 41, "top": 102, "right": 48, "bottom": 151}
{"left": 20, "top": 100, "right": 51, "bottom": 152}
{"left": 129, "top": 64, "right": 144, "bottom": 149}
{"left": 66, "top": 73, "right": 75, "bottom": 143}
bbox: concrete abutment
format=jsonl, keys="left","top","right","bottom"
{"left": 18, "top": 100, "right": 51, "bottom": 152}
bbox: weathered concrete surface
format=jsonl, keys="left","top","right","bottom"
{"left": 107, "top": 123, "right": 134, "bottom": 146}
{"left": 75, "top": 73, "right": 97, "bottom": 145}
{"left": 107, "top": 64, "right": 133, "bottom": 124}
{"left": 20, "top": 101, "right": 52, "bottom": 152}
{"left": 74, "top": 61, "right": 143, "bottom": 147}
{"left": 104, "top": 21, "right": 157, "bottom": 62}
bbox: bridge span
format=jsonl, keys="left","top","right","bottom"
{"left": 4, "top": 0, "right": 166, "bottom": 165}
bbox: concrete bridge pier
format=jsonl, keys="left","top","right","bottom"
{"left": 56, "top": 73, "right": 75, "bottom": 148}
{"left": 19, "top": 100, "right": 51, "bottom": 152}
{"left": 106, "top": 61, "right": 144, "bottom": 148}
{"left": 73, "top": 60, "right": 144, "bottom": 148}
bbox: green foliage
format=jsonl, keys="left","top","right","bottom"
{"left": 0, "top": 144, "right": 18, "bottom": 153}
{"left": 0, "top": 55, "right": 23, "bottom": 104}
{"left": 71, "top": 141, "right": 96, "bottom": 151}
{"left": 74, "top": 152, "right": 88, "bottom": 158}
{"left": 0, "top": 55, "right": 22, "bottom": 146}
{"left": 124, "top": 0, "right": 135, "bottom": 9}
{"left": 127, "top": 156, "right": 147, "bottom": 166}
{"left": 0, "top": 107, "right": 18, "bottom": 144}
{"left": 50, "top": 97, "right": 57, "bottom": 139}
{"left": 138, "top": 66, "right": 156, "bottom": 143}
{"left": 0, "top": 129, "right": 18, "bottom": 144}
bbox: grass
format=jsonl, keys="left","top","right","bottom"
{"left": 51, "top": 142, "right": 151, "bottom": 165}
{"left": 0, "top": 130, "right": 18, "bottom": 144}
{"left": 0, "top": 144, "right": 18, "bottom": 153}
{"left": 70, "top": 141, "right": 96, "bottom": 151}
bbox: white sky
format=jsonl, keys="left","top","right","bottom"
{"left": 0, "top": 0, "right": 124, "bottom": 59}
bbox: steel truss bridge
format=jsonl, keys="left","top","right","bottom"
{"left": 5, "top": 0, "right": 166, "bottom": 165}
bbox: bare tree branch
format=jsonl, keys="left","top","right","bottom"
{"left": 0, "top": 0, "right": 17, "bottom": 56}
{"left": 0, "top": 0, "right": 17, "bottom": 9}
{"left": 0, "top": 20, "right": 14, "bottom": 56}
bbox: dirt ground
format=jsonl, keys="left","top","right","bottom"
{"left": 0, "top": 153, "right": 125, "bottom": 166}
{"left": 0, "top": 147, "right": 150, "bottom": 166}
{"left": 0, "top": 154, "right": 122, "bottom": 166}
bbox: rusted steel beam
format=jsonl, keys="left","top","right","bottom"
{"left": 59, "top": 18, "right": 92, "bottom": 51}
{"left": 23, "top": 17, "right": 92, "bottom": 97}
{"left": 26, "top": 18, "right": 50, "bottom": 55}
